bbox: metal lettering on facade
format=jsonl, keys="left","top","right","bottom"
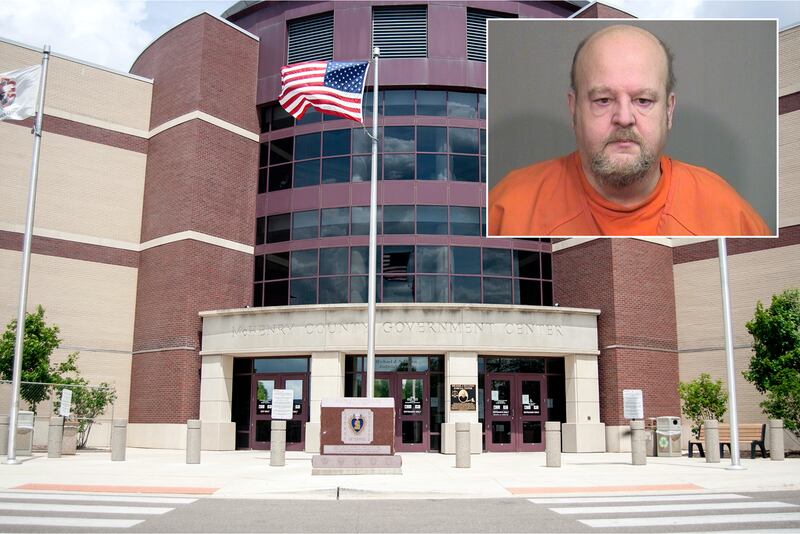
{"left": 232, "top": 321, "right": 565, "bottom": 337}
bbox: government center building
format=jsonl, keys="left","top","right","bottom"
{"left": 1, "top": 1, "right": 799, "bottom": 455}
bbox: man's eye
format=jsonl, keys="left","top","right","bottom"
{"left": 593, "top": 98, "right": 611, "bottom": 105}
{"left": 635, "top": 98, "right": 654, "bottom": 106}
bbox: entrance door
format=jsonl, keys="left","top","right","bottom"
{"left": 375, "top": 372, "right": 429, "bottom": 452}
{"left": 484, "top": 373, "right": 547, "bottom": 452}
{"left": 250, "top": 373, "right": 308, "bottom": 451}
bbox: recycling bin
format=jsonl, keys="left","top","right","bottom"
{"left": 656, "top": 416, "right": 681, "bottom": 457}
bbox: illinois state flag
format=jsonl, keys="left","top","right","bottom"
{"left": 279, "top": 60, "right": 369, "bottom": 123}
{"left": 0, "top": 65, "right": 41, "bottom": 121}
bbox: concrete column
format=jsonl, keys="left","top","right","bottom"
{"left": 442, "top": 352, "right": 481, "bottom": 454}
{"left": 48, "top": 417, "right": 64, "bottom": 458}
{"left": 545, "top": 421, "right": 561, "bottom": 467}
{"left": 306, "top": 352, "right": 345, "bottom": 453}
{"left": 630, "top": 420, "right": 646, "bottom": 465}
{"left": 186, "top": 420, "right": 201, "bottom": 464}
{"left": 270, "top": 420, "right": 286, "bottom": 467}
{"left": 111, "top": 419, "right": 127, "bottom": 461}
{"left": 198, "top": 354, "right": 235, "bottom": 451}
{"left": 769, "top": 419, "right": 784, "bottom": 461}
{"left": 704, "top": 420, "right": 720, "bottom": 463}
{"left": 455, "top": 422, "right": 470, "bottom": 468}
{"left": 0, "top": 415, "right": 8, "bottom": 456}
{"left": 562, "top": 355, "right": 606, "bottom": 452}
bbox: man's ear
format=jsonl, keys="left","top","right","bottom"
{"left": 666, "top": 92, "right": 676, "bottom": 129}
{"left": 568, "top": 91, "right": 576, "bottom": 128}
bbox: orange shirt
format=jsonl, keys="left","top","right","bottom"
{"left": 488, "top": 152, "right": 772, "bottom": 237}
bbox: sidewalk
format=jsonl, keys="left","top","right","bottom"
{"left": 1, "top": 449, "right": 798, "bottom": 500}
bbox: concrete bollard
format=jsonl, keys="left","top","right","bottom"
{"left": 630, "top": 420, "right": 646, "bottom": 465}
{"left": 455, "top": 422, "right": 471, "bottom": 468}
{"left": 48, "top": 416, "right": 64, "bottom": 458}
{"left": 769, "top": 419, "right": 785, "bottom": 461}
{"left": 545, "top": 421, "right": 561, "bottom": 467}
{"left": 186, "top": 420, "right": 201, "bottom": 464}
{"left": 269, "top": 420, "right": 286, "bottom": 467}
{"left": 111, "top": 419, "right": 127, "bottom": 461}
{"left": 0, "top": 415, "right": 8, "bottom": 456}
{"left": 704, "top": 420, "right": 720, "bottom": 463}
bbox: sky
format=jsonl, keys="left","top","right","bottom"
{"left": 0, "top": 0, "right": 798, "bottom": 73}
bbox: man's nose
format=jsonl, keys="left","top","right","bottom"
{"left": 612, "top": 98, "right": 635, "bottom": 127}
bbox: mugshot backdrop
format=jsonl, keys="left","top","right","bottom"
{"left": 487, "top": 19, "right": 778, "bottom": 234}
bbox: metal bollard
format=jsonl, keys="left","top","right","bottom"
{"left": 269, "top": 420, "right": 286, "bottom": 467}
{"left": 630, "top": 420, "right": 646, "bottom": 465}
{"left": 704, "top": 420, "right": 720, "bottom": 463}
{"left": 0, "top": 415, "right": 8, "bottom": 456}
{"left": 545, "top": 421, "right": 561, "bottom": 467}
{"left": 48, "top": 416, "right": 64, "bottom": 458}
{"left": 186, "top": 420, "right": 201, "bottom": 464}
{"left": 455, "top": 422, "right": 470, "bottom": 468}
{"left": 769, "top": 419, "right": 785, "bottom": 461}
{"left": 111, "top": 419, "right": 127, "bottom": 461}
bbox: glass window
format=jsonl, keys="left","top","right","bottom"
{"left": 447, "top": 91, "right": 478, "bottom": 118}
{"left": 383, "top": 245, "right": 414, "bottom": 275}
{"left": 542, "top": 253, "right": 553, "bottom": 280}
{"left": 383, "top": 205, "right": 414, "bottom": 234}
{"left": 259, "top": 143, "right": 269, "bottom": 167}
{"left": 383, "top": 276, "right": 414, "bottom": 302}
{"left": 352, "top": 155, "right": 381, "bottom": 182}
{"left": 264, "top": 280, "right": 289, "bottom": 306}
{"left": 290, "top": 278, "right": 317, "bottom": 305}
{"left": 254, "top": 255, "right": 264, "bottom": 282}
{"left": 417, "top": 90, "right": 446, "bottom": 116}
{"left": 322, "top": 156, "right": 350, "bottom": 184}
{"left": 417, "top": 245, "right": 448, "bottom": 273}
{"left": 296, "top": 107, "right": 322, "bottom": 125}
{"left": 479, "top": 93, "right": 486, "bottom": 120}
{"left": 323, "top": 129, "right": 351, "bottom": 156}
{"left": 266, "top": 213, "right": 290, "bottom": 243}
{"left": 543, "top": 281, "right": 553, "bottom": 306}
{"left": 350, "top": 276, "right": 368, "bottom": 303}
{"left": 384, "top": 90, "right": 414, "bottom": 115}
{"left": 292, "top": 210, "right": 318, "bottom": 240}
{"left": 270, "top": 137, "right": 293, "bottom": 164}
{"left": 352, "top": 127, "right": 374, "bottom": 154}
{"left": 256, "top": 216, "right": 265, "bottom": 245}
{"left": 253, "top": 283, "right": 263, "bottom": 307}
{"left": 417, "top": 126, "right": 447, "bottom": 152}
{"left": 258, "top": 169, "right": 267, "bottom": 194}
{"left": 416, "top": 275, "right": 448, "bottom": 302}
{"left": 351, "top": 206, "right": 372, "bottom": 235}
{"left": 450, "top": 206, "right": 480, "bottom": 236}
{"left": 350, "top": 246, "right": 369, "bottom": 274}
{"left": 259, "top": 107, "right": 270, "bottom": 134}
{"left": 416, "top": 205, "right": 448, "bottom": 234}
{"left": 320, "top": 247, "right": 348, "bottom": 275}
{"left": 291, "top": 249, "right": 318, "bottom": 277}
{"left": 480, "top": 129, "right": 486, "bottom": 155}
{"left": 514, "top": 250, "right": 540, "bottom": 278}
{"left": 265, "top": 252, "right": 290, "bottom": 280}
{"left": 295, "top": 132, "right": 321, "bottom": 160}
{"left": 451, "top": 246, "right": 481, "bottom": 274}
{"left": 383, "top": 126, "right": 414, "bottom": 152}
{"left": 452, "top": 276, "right": 481, "bottom": 302}
{"left": 449, "top": 128, "right": 479, "bottom": 154}
{"left": 451, "top": 155, "right": 479, "bottom": 182}
{"left": 272, "top": 106, "right": 293, "bottom": 130}
{"left": 384, "top": 154, "right": 414, "bottom": 180}
{"left": 294, "top": 159, "right": 320, "bottom": 188}
{"left": 514, "top": 278, "right": 541, "bottom": 305}
{"left": 268, "top": 164, "right": 292, "bottom": 191}
{"left": 483, "top": 277, "right": 512, "bottom": 304}
{"left": 320, "top": 207, "right": 350, "bottom": 236}
{"left": 319, "top": 276, "right": 348, "bottom": 304}
{"left": 483, "top": 248, "right": 511, "bottom": 276}
{"left": 416, "top": 155, "right": 447, "bottom": 180}
{"left": 362, "top": 89, "right": 381, "bottom": 117}
{"left": 254, "top": 357, "right": 309, "bottom": 373}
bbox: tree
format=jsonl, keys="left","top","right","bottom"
{"left": 745, "top": 289, "right": 800, "bottom": 437}
{"left": 53, "top": 370, "right": 118, "bottom": 449}
{"left": 678, "top": 373, "right": 728, "bottom": 439}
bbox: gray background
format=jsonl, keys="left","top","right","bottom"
{"left": 487, "top": 19, "right": 778, "bottom": 234}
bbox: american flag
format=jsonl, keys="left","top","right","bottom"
{"left": 279, "top": 60, "right": 369, "bottom": 123}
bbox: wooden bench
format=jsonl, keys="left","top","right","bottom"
{"left": 688, "top": 423, "right": 766, "bottom": 458}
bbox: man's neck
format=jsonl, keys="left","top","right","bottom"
{"left": 582, "top": 160, "right": 663, "bottom": 208}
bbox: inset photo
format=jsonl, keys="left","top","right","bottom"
{"left": 487, "top": 19, "right": 778, "bottom": 237}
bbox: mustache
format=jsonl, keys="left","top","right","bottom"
{"left": 603, "top": 129, "right": 644, "bottom": 146}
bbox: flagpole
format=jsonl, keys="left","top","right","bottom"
{"left": 366, "top": 47, "right": 380, "bottom": 398}
{"left": 5, "top": 45, "right": 51, "bottom": 465}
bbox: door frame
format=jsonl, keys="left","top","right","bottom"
{"left": 375, "top": 371, "right": 430, "bottom": 452}
{"left": 484, "top": 372, "right": 547, "bottom": 452}
{"left": 249, "top": 372, "right": 309, "bottom": 451}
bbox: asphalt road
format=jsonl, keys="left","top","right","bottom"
{"left": 2, "top": 490, "right": 800, "bottom": 533}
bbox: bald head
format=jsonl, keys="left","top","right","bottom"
{"left": 570, "top": 25, "right": 675, "bottom": 96}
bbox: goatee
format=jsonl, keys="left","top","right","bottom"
{"left": 590, "top": 129, "right": 656, "bottom": 188}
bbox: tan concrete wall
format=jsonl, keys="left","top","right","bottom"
{"left": 674, "top": 244, "right": 800, "bottom": 423}
{"left": 1, "top": 124, "right": 145, "bottom": 246}
{"left": 780, "top": 26, "right": 800, "bottom": 96}
{"left": 0, "top": 40, "right": 152, "bottom": 133}
{"left": 780, "top": 110, "right": 800, "bottom": 227}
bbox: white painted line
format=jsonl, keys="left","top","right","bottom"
{"left": 666, "top": 529, "right": 800, "bottom": 534}
{"left": 553, "top": 500, "right": 797, "bottom": 515}
{"left": 581, "top": 512, "right": 800, "bottom": 528}
{"left": 0, "top": 516, "right": 143, "bottom": 528}
{"left": 0, "top": 502, "right": 173, "bottom": 515}
{"left": 529, "top": 493, "right": 749, "bottom": 504}
{"left": 0, "top": 492, "right": 196, "bottom": 504}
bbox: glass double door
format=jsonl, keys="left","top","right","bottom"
{"left": 250, "top": 373, "right": 307, "bottom": 451}
{"left": 375, "top": 373, "right": 428, "bottom": 452}
{"left": 484, "top": 373, "right": 547, "bottom": 452}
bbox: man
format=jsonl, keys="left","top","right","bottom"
{"left": 488, "top": 24, "right": 771, "bottom": 237}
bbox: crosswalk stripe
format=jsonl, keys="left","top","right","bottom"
{"left": 0, "top": 516, "right": 143, "bottom": 528}
{"left": 553, "top": 500, "right": 797, "bottom": 515}
{"left": 529, "top": 493, "right": 749, "bottom": 504}
{"left": 671, "top": 530, "right": 800, "bottom": 534}
{"left": 581, "top": 512, "right": 800, "bottom": 528}
{"left": 0, "top": 491, "right": 196, "bottom": 504}
{"left": 0, "top": 502, "right": 174, "bottom": 515}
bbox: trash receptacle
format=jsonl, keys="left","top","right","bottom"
{"left": 656, "top": 416, "right": 681, "bottom": 457}
{"left": 645, "top": 418, "right": 658, "bottom": 457}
